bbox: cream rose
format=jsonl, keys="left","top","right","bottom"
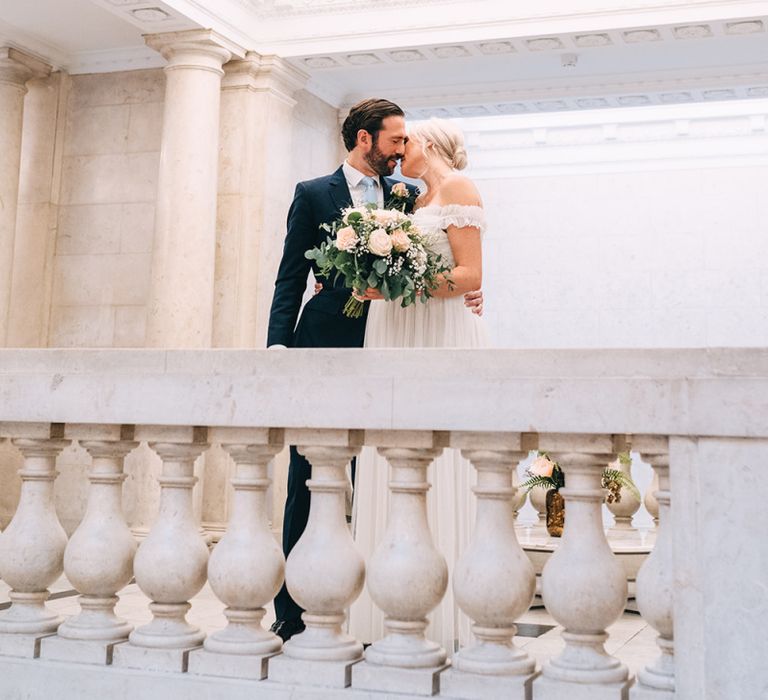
{"left": 391, "top": 182, "right": 408, "bottom": 198}
{"left": 390, "top": 228, "right": 411, "bottom": 253}
{"left": 368, "top": 228, "right": 393, "bottom": 256}
{"left": 529, "top": 455, "right": 555, "bottom": 478}
{"left": 336, "top": 226, "right": 358, "bottom": 252}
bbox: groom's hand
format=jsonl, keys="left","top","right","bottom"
{"left": 464, "top": 289, "right": 483, "bottom": 316}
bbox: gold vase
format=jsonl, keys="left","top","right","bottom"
{"left": 546, "top": 489, "right": 565, "bottom": 537}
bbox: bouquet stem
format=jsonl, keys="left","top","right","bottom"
{"left": 344, "top": 295, "right": 364, "bottom": 318}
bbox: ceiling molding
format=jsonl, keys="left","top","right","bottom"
{"left": 67, "top": 45, "right": 167, "bottom": 74}
{"left": 88, "top": 0, "right": 198, "bottom": 34}
{"left": 237, "top": 0, "right": 465, "bottom": 18}
{"left": 0, "top": 18, "right": 69, "bottom": 70}
{"left": 374, "top": 66, "right": 768, "bottom": 117}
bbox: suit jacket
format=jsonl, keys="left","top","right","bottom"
{"left": 267, "top": 165, "right": 419, "bottom": 349}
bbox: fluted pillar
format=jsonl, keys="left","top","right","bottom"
{"left": 269, "top": 432, "right": 365, "bottom": 689}
{"left": 112, "top": 437, "right": 210, "bottom": 672}
{"left": 0, "top": 47, "right": 51, "bottom": 345}
{"left": 0, "top": 435, "right": 69, "bottom": 656}
{"left": 535, "top": 434, "right": 630, "bottom": 700}
{"left": 442, "top": 432, "right": 537, "bottom": 700}
{"left": 353, "top": 432, "right": 449, "bottom": 697}
{"left": 632, "top": 438, "right": 674, "bottom": 699}
{"left": 144, "top": 30, "right": 244, "bottom": 348}
{"left": 188, "top": 430, "right": 285, "bottom": 680}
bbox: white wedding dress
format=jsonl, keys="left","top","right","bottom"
{"left": 349, "top": 203, "right": 489, "bottom": 655}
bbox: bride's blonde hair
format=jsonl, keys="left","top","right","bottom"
{"left": 409, "top": 118, "right": 468, "bottom": 171}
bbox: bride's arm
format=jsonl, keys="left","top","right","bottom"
{"left": 429, "top": 178, "right": 483, "bottom": 298}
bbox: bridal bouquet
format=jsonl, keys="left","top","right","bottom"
{"left": 305, "top": 204, "right": 452, "bottom": 318}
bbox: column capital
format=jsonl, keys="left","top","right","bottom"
{"left": 0, "top": 46, "right": 52, "bottom": 90}
{"left": 222, "top": 52, "right": 308, "bottom": 104}
{"left": 145, "top": 29, "right": 245, "bottom": 74}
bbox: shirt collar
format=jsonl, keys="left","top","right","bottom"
{"left": 343, "top": 160, "right": 380, "bottom": 189}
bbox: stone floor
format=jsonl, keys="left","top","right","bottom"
{"left": 0, "top": 575, "right": 660, "bottom": 678}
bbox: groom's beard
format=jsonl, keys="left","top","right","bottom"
{"left": 365, "top": 138, "right": 398, "bottom": 176}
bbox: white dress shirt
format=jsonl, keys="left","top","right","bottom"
{"left": 342, "top": 160, "right": 385, "bottom": 208}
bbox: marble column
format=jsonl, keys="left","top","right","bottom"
{"left": 0, "top": 47, "right": 51, "bottom": 345}
{"left": 144, "top": 30, "right": 244, "bottom": 348}
{"left": 213, "top": 53, "right": 307, "bottom": 349}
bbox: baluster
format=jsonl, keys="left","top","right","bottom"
{"left": 528, "top": 483, "right": 547, "bottom": 526}
{"left": 511, "top": 466, "right": 527, "bottom": 519}
{"left": 188, "top": 430, "right": 284, "bottom": 680}
{"left": 644, "top": 469, "right": 660, "bottom": 525}
{"left": 606, "top": 455, "right": 641, "bottom": 532}
{"left": 632, "top": 439, "right": 674, "bottom": 699}
{"left": 352, "top": 432, "right": 449, "bottom": 697}
{"left": 269, "top": 431, "right": 364, "bottom": 689}
{"left": 0, "top": 434, "right": 70, "bottom": 657}
{"left": 41, "top": 432, "right": 138, "bottom": 664}
{"left": 112, "top": 434, "right": 209, "bottom": 672}
{"left": 534, "top": 434, "right": 630, "bottom": 700}
{"left": 441, "top": 432, "right": 537, "bottom": 700}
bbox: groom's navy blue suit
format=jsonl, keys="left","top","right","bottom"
{"left": 267, "top": 165, "right": 417, "bottom": 623}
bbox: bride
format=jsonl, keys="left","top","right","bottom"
{"left": 349, "top": 118, "right": 489, "bottom": 654}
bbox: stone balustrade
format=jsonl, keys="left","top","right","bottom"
{"left": 0, "top": 348, "right": 765, "bottom": 699}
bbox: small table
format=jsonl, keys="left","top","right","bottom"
{"left": 518, "top": 524, "right": 656, "bottom": 612}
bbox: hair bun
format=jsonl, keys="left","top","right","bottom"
{"left": 452, "top": 146, "right": 468, "bottom": 171}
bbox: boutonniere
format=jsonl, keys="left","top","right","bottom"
{"left": 386, "top": 182, "right": 418, "bottom": 212}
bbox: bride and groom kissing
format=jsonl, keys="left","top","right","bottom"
{"left": 267, "top": 98, "right": 488, "bottom": 652}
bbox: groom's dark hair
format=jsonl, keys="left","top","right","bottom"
{"left": 341, "top": 98, "right": 405, "bottom": 152}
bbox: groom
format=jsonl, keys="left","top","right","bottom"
{"left": 266, "top": 98, "right": 482, "bottom": 641}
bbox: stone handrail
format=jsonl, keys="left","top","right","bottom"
{"left": 1, "top": 348, "right": 765, "bottom": 435}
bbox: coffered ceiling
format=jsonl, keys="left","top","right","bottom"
{"left": 0, "top": 0, "right": 766, "bottom": 117}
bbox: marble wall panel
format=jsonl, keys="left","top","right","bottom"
{"left": 479, "top": 164, "right": 768, "bottom": 348}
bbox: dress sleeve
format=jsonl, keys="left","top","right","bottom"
{"left": 439, "top": 204, "right": 487, "bottom": 233}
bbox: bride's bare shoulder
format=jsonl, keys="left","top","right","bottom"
{"left": 440, "top": 175, "right": 483, "bottom": 207}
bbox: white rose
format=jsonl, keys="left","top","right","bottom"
{"left": 391, "top": 228, "right": 411, "bottom": 253}
{"left": 336, "top": 226, "right": 358, "bottom": 252}
{"left": 342, "top": 206, "right": 368, "bottom": 224}
{"left": 368, "top": 228, "right": 393, "bottom": 256}
{"left": 373, "top": 209, "right": 398, "bottom": 226}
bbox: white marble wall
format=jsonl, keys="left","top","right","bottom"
{"left": 479, "top": 166, "right": 768, "bottom": 348}
{"left": 290, "top": 89, "right": 342, "bottom": 184}
{"left": 458, "top": 104, "right": 768, "bottom": 349}
{"left": 47, "top": 69, "right": 163, "bottom": 348}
